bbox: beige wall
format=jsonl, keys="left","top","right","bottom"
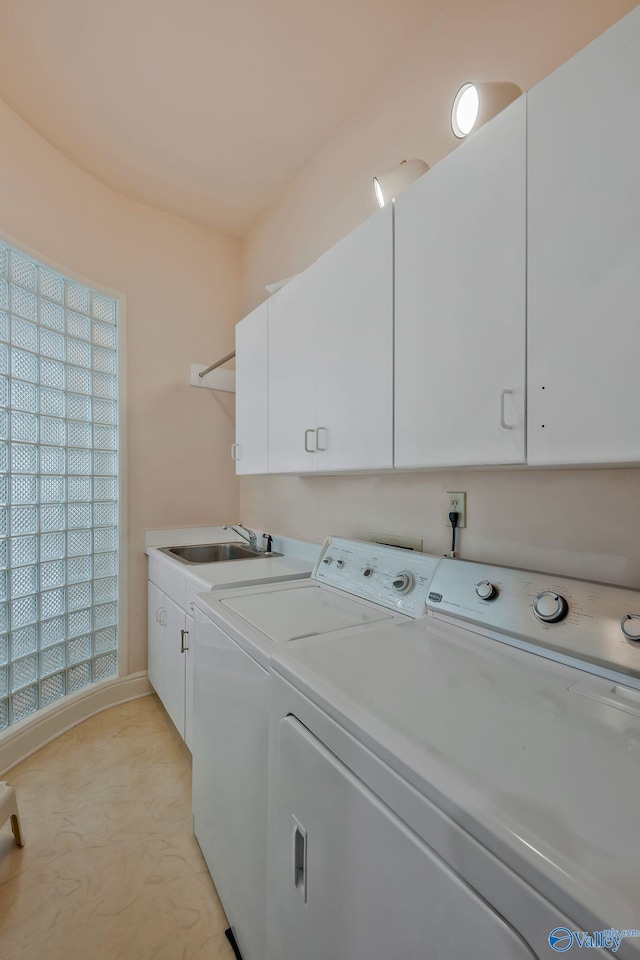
{"left": 240, "top": 0, "right": 640, "bottom": 588}
{"left": 0, "top": 98, "right": 241, "bottom": 674}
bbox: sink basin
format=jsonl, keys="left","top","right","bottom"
{"left": 158, "top": 542, "right": 282, "bottom": 565}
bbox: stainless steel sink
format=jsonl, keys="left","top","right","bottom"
{"left": 158, "top": 542, "right": 282, "bottom": 565}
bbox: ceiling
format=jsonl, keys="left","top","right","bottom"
{"left": 0, "top": 0, "right": 446, "bottom": 236}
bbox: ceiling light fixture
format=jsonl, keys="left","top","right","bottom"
{"left": 451, "top": 82, "right": 522, "bottom": 139}
{"left": 373, "top": 159, "right": 429, "bottom": 208}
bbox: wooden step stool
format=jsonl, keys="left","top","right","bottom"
{"left": 0, "top": 781, "right": 24, "bottom": 847}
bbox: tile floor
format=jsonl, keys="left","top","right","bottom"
{"left": 0, "top": 695, "right": 235, "bottom": 960}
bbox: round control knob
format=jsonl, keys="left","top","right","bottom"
{"left": 392, "top": 572, "right": 415, "bottom": 595}
{"left": 475, "top": 580, "right": 497, "bottom": 601}
{"left": 620, "top": 615, "right": 640, "bottom": 642}
{"left": 532, "top": 591, "right": 569, "bottom": 624}
{"left": 323, "top": 556, "right": 333, "bottom": 565}
{"left": 363, "top": 567, "right": 375, "bottom": 578}
{"left": 336, "top": 559, "right": 345, "bottom": 569}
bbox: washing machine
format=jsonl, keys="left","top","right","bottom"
{"left": 191, "top": 538, "right": 442, "bottom": 960}
{"left": 268, "top": 558, "right": 640, "bottom": 960}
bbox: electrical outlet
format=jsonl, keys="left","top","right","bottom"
{"left": 445, "top": 492, "right": 466, "bottom": 528}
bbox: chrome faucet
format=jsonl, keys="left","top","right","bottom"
{"left": 223, "top": 523, "right": 260, "bottom": 551}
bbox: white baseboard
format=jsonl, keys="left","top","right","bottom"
{"left": 0, "top": 672, "right": 153, "bottom": 776}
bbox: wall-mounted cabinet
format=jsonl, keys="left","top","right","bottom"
{"left": 527, "top": 5, "right": 640, "bottom": 466}
{"left": 234, "top": 302, "right": 269, "bottom": 475}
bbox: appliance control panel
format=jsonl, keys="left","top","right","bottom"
{"left": 428, "top": 559, "right": 640, "bottom": 681}
{"left": 313, "top": 538, "right": 441, "bottom": 619}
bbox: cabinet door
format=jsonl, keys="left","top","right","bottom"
{"left": 147, "top": 581, "right": 165, "bottom": 701}
{"left": 269, "top": 717, "right": 536, "bottom": 960}
{"left": 267, "top": 275, "right": 318, "bottom": 474}
{"left": 163, "top": 596, "right": 186, "bottom": 739}
{"left": 183, "top": 611, "right": 194, "bottom": 751}
{"left": 315, "top": 205, "right": 393, "bottom": 471}
{"left": 235, "top": 303, "right": 268, "bottom": 475}
{"left": 395, "top": 98, "right": 526, "bottom": 468}
{"left": 527, "top": 7, "right": 640, "bottom": 465}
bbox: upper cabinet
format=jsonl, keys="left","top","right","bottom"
{"left": 527, "top": 6, "right": 640, "bottom": 466}
{"left": 234, "top": 302, "right": 268, "bottom": 475}
{"left": 394, "top": 97, "right": 526, "bottom": 469}
{"left": 268, "top": 205, "right": 394, "bottom": 474}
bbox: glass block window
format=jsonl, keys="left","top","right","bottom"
{"left": 0, "top": 241, "right": 119, "bottom": 730}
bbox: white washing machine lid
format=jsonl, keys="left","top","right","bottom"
{"left": 271, "top": 615, "right": 640, "bottom": 945}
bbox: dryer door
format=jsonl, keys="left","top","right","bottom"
{"left": 270, "top": 716, "right": 537, "bottom": 960}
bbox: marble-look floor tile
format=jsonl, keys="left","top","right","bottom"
{"left": 0, "top": 695, "right": 235, "bottom": 960}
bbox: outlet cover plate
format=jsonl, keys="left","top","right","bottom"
{"left": 445, "top": 492, "right": 466, "bottom": 528}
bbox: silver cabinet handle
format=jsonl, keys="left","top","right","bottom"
{"left": 316, "top": 426, "right": 328, "bottom": 451}
{"left": 500, "top": 389, "right": 514, "bottom": 430}
{"left": 292, "top": 816, "right": 307, "bottom": 902}
{"left": 304, "top": 428, "right": 316, "bottom": 453}
{"left": 230, "top": 442, "right": 240, "bottom": 461}
{"left": 181, "top": 629, "right": 189, "bottom": 653}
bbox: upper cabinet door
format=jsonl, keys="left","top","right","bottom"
{"left": 528, "top": 7, "right": 640, "bottom": 466}
{"left": 268, "top": 275, "right": 318, "bottom": 474}
{"left": 235, "top": 303, "right": 268, "bottom": 475}
{"left": 394, "top": 98, "right": 526, "bottom": 468}
{"left": 315, "top": 205, "right": 393, "bottom": 472}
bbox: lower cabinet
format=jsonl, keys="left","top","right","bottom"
{"left": 147, "top": 574, "right": 194, "bottom": 749}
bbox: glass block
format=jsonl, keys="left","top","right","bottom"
{"left": 0, "top": 280, "right": 8, "bottom": 310}
{"left": 92, "top": 373, "right": 117, "bottom": 400}
{"left": 40, "top": 616, "right": 65, "bottom": 648}
{"left": 39, "top": 560, "right": 65, "bottom": 591}
{"left": 0, "top": 507, "right": 7, "bottom": 537}
{"left": 10, "top": 506, "right": 37, "bottom": 536}
{"left": 11, "top": 684, "right": 38, "bottom": 722}
{"left": 92, "top": 399, "right": 117, "bottom": 425}
{"left": 93, "top": 652, "right": 117, "bottom": 681}
{"left": 67, "top": 365, "right": 91, "bottom": 395}
{"left": 10, "top": 625, "right": 37, "bottom": 659}
{"left": 92, "top": 347, "right": 116, "bottom": 374}
{"left": 94, "top": 601, "right": 117, "bottom": 630}
{"left": 39, "top": 357, "right": 65, "bottom": 388}
{"left": 94, "top": 578, "right": 117, "bottom": 604}
{"left": 0, "top": 410, "right": 7, "bottom": 440}
{"left": 0, "top": 377, "right": 7, "bottom": 407}
{"left": 39, "top": 299, "right": 65, "bottom": 331}
{"left": 40, "top": 417, "right": 66, "bottom": 446}
{"left": 0, "top": 477, "right": 6, "bottom": 504}
{"left": 11, "top": 380, "right": 38, "bottom": 413}
{"left": 67, "top": 529, "right": 91, "bottom": 556}
{"left": 41, "top": 642, "right": 66, "bottom": 675}
{"left": 0, "top": 248, "right": 7, "bottom": 278}
{"left": 40, "top": 447, "right": 65, "bottom": 474}
{"left": 0, "top": 603, "right": 7, "bottom": 632}
{"left": 67, "top": 393, "right": 91, "bottom": 421}
{"left": 68, "top": 608, "right": 91, "bottom": 639}
{"left": 11, "top": 536, "right": 37, "bottom": 567}
{"left": 67, "top": 503, "right": 91, "bottom": 528}
{"left": 93, "top": 425, "right": 117, "bottom": 450}
{"left": 0, "top": 540, "right": 7, "bottom": 568}
{"left": 94, "top": 527, "right": 117, "bottom": 553}
{"left": 65, "top": 282, "right": 90, "bottom": 314}
{"left": 11, "top": 411, "right": 38, "bottom": 443}
{"left": 0, "top": 634, "right": 7, "bottom": 665}
{"left": 0, "top": 342, "right": 7, "bottom": 376}
{"left": 66, "top": 311, "right": 91, "bottom": 341}
{"left": 0, "top": 570, "right": 6, "bottom": 601}
{"left": 67, "top": 338, "right": 91, "bottom": 369}
{"left": 94, "top": 502, "right": 117, "bottom": 527}
{"left": 40, "top": 504, "right": 66, "bottom": 533}
{"left": 67, "top": 556, "right": 91, "bottom": 584}
{"left": 11, "top": 475, "right": 37, "bottom": 505}
{"left": 92, "top": 321, "right": 117, "bottom": 350}
{"left": 10, "top": 565, "right": 37, "bottom": 599}
{"left": 67, "top": 634, "right": 91, "bottom": 665}
{"left": 11, "top": 316, "right": 38, "bottom": 352}
{"left": 40, "top": 671, "right": 65, "bottom": 706}
{"left": 94, "top": 451, "right": 117, "bottom": 475}
{"left": 40, "top": 329, "right": 65, "bottom": 361}
{"left": 0, "top": 666, "right": 6, "bottom": 697}
{"left": 11, "top": 349, "right": 38, "bottom": 383}
{"left": 10, "top": 253, "right": 37, "bottom": 291}
{"left": 11, "top": 655, "right": 37, "bottom": 691}
{"left": 94, "top": 477, "right": 117, "bottom": 501}
{"left": 11, "top": 444, "right": 37, "bottom": 474}
{"left": 91, "top": 294, "right": 116, "bottom": 324}
{"left": 93, "top": 552, "right": 116, "bottom": 578}
{"left": 39, "top": 386, "right": 65, "bottom": 418}
{"left": 68, "top": 448, "right": 91, "bottom": 475}
{"left": 67, "top": 477, "right": 91, "bottom": 502}
{"left": 40, "top": 588, "right": 65, "bottom": 621}
{"left": 39, "top": 476, "right": 65, "bottom": 503}
{"left": 0, "top": 311, "right": 7, "bottom": 342}
{"left": 67, "top": 662, "right": 91, "bottom": 693}
{"left": 67, "top": 421, "right": 91, "bottom": 448}
{"left": 11, "top": 285, "right": 37, "bottom": 321}
{"left": 39, "top": 532, "right": 65, "bottom": 561}
{"left": 0, "top": 444, "right": 7, "bottom": 472}
{"left": 0, "top": 698, "right": 8, "bottom": 729}
{"left": 67, "top": 581, "right": 91, "bottom": 611}
{"left": 39, "top": 268, "right": 64, "bottom": 304}
{"left": 11, "top": 594, "right": 37, "bottom": 628}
